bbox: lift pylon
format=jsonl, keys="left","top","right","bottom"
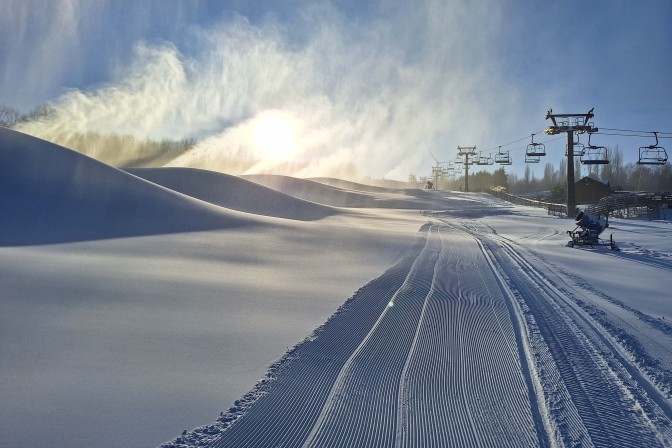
{"left": 457, "top": 145, "right": 477, "bottom": 192}
{"left": 545, "top": 108, "right": 598, "bottom": 217}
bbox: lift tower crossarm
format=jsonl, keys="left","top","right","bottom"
{"left": 545, "top": 108, "right": 596, "bottom": 135}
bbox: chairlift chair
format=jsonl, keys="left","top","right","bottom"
{"left": 638, "top": 132, "right": 668, "bottom": 165}
{"left": 495, "top": 147, "right": 512, "bottom": 165}
{"left": 526, "top": 134, "right": 546, "bottom": 157}
{"left": 476, "top": 152, "right": 494, "bottom": 165}
{"left": 566, "top": 143, "right": 585, "bottom": 157}
{"left": 573, "top": 117, "right": 594, "bottom": 128}
{"left": 525, "top": 153, "right": 540, "bottom": 163}
{"left": 580, "top": 133, "right": 609, "bottom": 165}
{"left": 565, "top": 134, "right": 585, "bottom": 157}
{"left": 581, "top": 146, "right": 609, "bottom": 165}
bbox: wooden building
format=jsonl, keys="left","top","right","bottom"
{"left": 575, "top": 176, "right": 611, "bottom": 204}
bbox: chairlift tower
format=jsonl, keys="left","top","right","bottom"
{"left": 457, "top": 145, "right": 477, "bottom": 192}
{"left": 545, "top": 108, "right": 597, "bottom": 217}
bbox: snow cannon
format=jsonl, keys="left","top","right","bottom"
{"left": 567, "top": 209, "right": 618, "bottom": 250}
{"left": 574, "top": 210, "right": 608, "bottom": 236}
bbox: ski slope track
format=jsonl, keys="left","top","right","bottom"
{"left": 453, "top": 219, "right": 672, "bottom": 447}
{"left": 164, "top": 212, "right": 672, "bottom": 448}
{"left": 163, "top": 207, "right": 672, "bottom": 448}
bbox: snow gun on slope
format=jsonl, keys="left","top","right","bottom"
{"left": 567, "top": 209, "right": 619, "bottom": 250}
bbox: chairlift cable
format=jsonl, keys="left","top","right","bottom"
{"left": 595, "top": 131, "right": 672, "bottom": 139}
{"left": 480, "top": 130, "right": 546, "bottom": 153}
{"left": 599, "top": 127, "right": 672, "bottom": 135}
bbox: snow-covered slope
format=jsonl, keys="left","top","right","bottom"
{"left": 308, "top": 177, "right": 407, "bottom": 194}
{"left": 0, "top": 127, "right": 256, "bottom": 245}
{"left": 2, "top": 127, "right": 670, "bottom": 448}
{"left": 161, "top": 199, "right": 672, "bottom": 448}
{"left": 126, "top": 167, "right": 335, "bottom": 221}
{"left": 244, "top": 174, "right": 433, "bottom": 209}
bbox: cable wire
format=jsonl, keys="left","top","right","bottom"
{"left": 599, "top": 127, "right": 672, "bottom": 135}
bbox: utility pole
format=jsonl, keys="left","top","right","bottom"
{"left": 457, "top": 146, "right": 477, "bottom": 192}
{"left": 544, "top": 108, "right": 597, "bottom": 217}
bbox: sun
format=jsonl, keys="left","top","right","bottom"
{"left": 253, "top": 113, "right": 298, "bottom": 162}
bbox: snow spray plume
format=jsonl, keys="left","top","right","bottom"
{"left": 16, "top": 0, "right": 520, "bottom": 180}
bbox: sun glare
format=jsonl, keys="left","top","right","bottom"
{"left": 253, "top": 113, "right": 298, "bottom": 161}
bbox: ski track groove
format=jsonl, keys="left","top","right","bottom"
{"left": 472, "top": 226, "right": 668, "bottom": 447}
{"left": 396, "top": 227, "right": 540, "bottom": 448}
{"left": 302, "top": 225, "right": 441, "bottom": 447}
{"left": 206, "top": 228, "right": 431, "bottom": 448}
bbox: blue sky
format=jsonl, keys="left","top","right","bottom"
{"left": 2, "top": 0, "right": 670, "bottom": 179}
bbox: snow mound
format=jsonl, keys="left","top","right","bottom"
{"left": 308, "top": 177, "right": 407, "bottom": 194}
{"left": 244, "top": 174, "right": 431, "bottom": 209}
{"left": 126, "top": 168, "right": 336, "bottom": 221}
{"left": 0, "top": 127, "right": 255, "bottom": 245}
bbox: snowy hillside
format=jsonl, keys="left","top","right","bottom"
{"left": 243, "top": 174, "right": 434, "bottom": 209}
{"left": 1, "top": 127, "right": 671, "bottom": 448}
{"left": 126, "top": 168, "right": 336, "bottom": 221}
{"left": 0, "top": 127, "right": 256, "bottom": 245}
{"left": 162, "top": 196, "right": 672, "bottom": 448}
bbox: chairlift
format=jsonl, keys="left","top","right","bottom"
{"left": 526, "top": 133, "right": 546, "bottom": 157}
{"left": 581, "top": 147, "right": 609, "bottom": 164}
{"left": 476, "top": 151, "right": 493, "bottom": 166}
{"left": 494, "top": 146, "right": 512, "bottom": 165}
{"left": 580, "top": 133, "right": 609, "bottom": 165}
{"left": 565, "top": 134, "right": 585, "bottom": 157}
{"left": 525, "top": 153, "right": 540, "bottom": 163}
{"left": 638, "top": 132, "right": 668, "bottom": 165}
{"left": 573, "top": 117, "right": 594, "bottom": 128}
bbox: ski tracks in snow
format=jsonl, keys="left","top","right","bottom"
{"left": 457, "top": 219, "right": 672, "bottom": 448}
{"left": 193, "top": 220, "right": 671, "bottom": 448}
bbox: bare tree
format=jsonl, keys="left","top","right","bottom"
{"left": 0, "top": 104, "right": 21, "bottom": 127}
